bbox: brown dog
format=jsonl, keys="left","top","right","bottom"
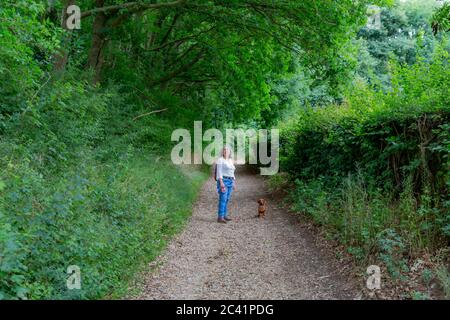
{"left": 257, "top": 198, "right": 267, "bottom": 218}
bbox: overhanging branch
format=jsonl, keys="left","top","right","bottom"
{"left": 149, "top": 52, "right": 205, "bottom": 86}
{"left": 81, "top": 0, "right": 186, "bottom": 19}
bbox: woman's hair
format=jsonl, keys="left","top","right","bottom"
{"left": 222, "top": 145, "right": 233, "bottom": 159}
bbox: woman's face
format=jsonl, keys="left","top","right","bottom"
{"left": 222, "top": 147, "right": 230, "bottom": 158}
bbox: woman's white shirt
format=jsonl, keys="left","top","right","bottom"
{"left": 216, "top": 157, "right": 235, "bottom": 180}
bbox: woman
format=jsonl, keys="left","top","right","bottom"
{"left": 215, "top": 146, "right": 236, "bottom": 223}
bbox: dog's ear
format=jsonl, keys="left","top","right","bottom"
{"left": 257, "top": 199, "right": 262, "bottom": 204}
{"left": 262, "top": 199, "right": 266, "bottom": 205}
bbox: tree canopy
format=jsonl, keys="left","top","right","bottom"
{"left": 1, "top": 0, "right": 449, "bottom": 300}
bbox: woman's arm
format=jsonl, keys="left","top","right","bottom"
{"left": 230, "top": 158, "right": 236, "bottom": 190}
{"left": 219, "top": 177, "right": 226, "bottom": 192}
{"left": 216, "top": 159, "right": 226, "bottom": 192}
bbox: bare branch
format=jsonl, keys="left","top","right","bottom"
{"left": 133, "top": 108, "right": 168, "bottom": 121}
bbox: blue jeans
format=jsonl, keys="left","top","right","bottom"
{"left": 217, "top": 178, "right": 234, "bottom": 218}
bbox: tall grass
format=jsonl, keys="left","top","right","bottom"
{"left": 0, "top": 142, "right": 208, "bottom": 299}
{"left": 277, "top": 43, "right": 449, "bottom": 294}
{"left": 0, "top": 73, "right": 209, "bottom": 299}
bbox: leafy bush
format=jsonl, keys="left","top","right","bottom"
{"left": 0, "top": 1, "right": 59, "bottom": 117}
{"left": 280, "top": 44, "right": 449, "bottom": 277}
{"left": 0, "top": 133, "right": 207, "bottom": 299}
{"left": 0, "top": 70, "right": 208, "bottom": 299}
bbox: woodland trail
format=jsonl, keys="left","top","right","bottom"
{"left": 134, "top": 166, "right": 358, "bottom": 300}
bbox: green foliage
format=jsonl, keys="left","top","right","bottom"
{"left": 1, "top": 0, "right": 448, "bottom": 300}
{"left": 0, "top": 219, "right": 29, "bottom": 299}
{"left": 0, "top": 142, "right": 207, "bottom": 299}
{"left": 0, "top": 1, "right": 60, "bottom": 116}
{"left": 435, "top": 264, "right": 450, "bottom": 299}
{"left": 0, "top": 65, "right": 209, "bottom": 299}
{"left": 411, "top": 290, "right": 430, "bottom": 300}
{"left": 82, "top": 0, "right": 384, "bottom": 127}
{"left": 432, "top": 2, "right": 450, "bottom": 35}
{"left": 0, "top": 2, "right": 210, "bottom": 297}
{"left": 377, "top": 229, "right": 408, "bottom": 279}
{"left": 355, "top": 0, "right": 441, "bottom": 88}
{"left": 280, "top": 43, "right": 449, "bottom": 279}
{"left": 282, "top": 44, "right": 449, "bottom": 190}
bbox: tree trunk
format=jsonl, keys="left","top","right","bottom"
{"left": 146, "top": 12, "right": 165, "bottom": 49}
{"left": 87, "top": 0, "right": 108, "bottom": 84}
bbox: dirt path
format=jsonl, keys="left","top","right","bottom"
{"left": 134, "top": 167, "right": 359, "bottom": 299}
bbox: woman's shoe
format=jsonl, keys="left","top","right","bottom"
{"left": 217, "top": 218, "right": 227, "bottom": 223}
{"left": 224, "top": 217, "right": 232, "bottom": 221}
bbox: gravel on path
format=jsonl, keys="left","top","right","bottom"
{"left": 134, "top": 167, "right": 358, "bottom": 300}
